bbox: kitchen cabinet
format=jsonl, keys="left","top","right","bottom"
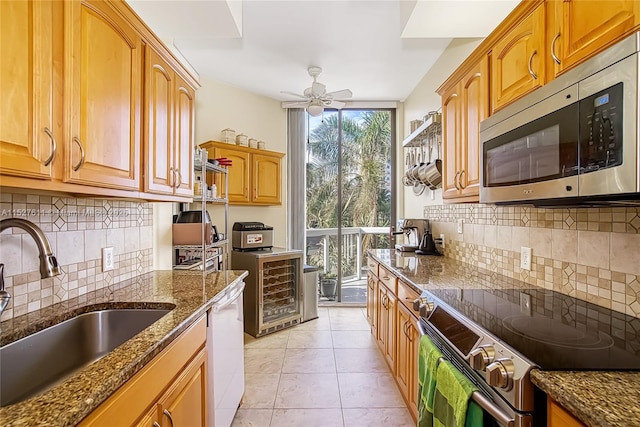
{"left": 440, "top": 57, "right": 488, "bottom": 203}
{"left": 0, "top": 0, "right": 56, "bottom": 180}
{"left": 366, "top": 271, "right": 378, "bottom": 333}
{"left": 64, "top": 0, "right": 142, "bottom": 190}
{"left": 549, "top": 0, "right": 640, "bottom": 78}
{"left": 376, "top": 280, "right": 396, "bottom": 374}
{"left": 396, "top": 302, "right": 419, "bottom": 421}
{"left": 144, "top": 47, "right": 195, "bottom": 197}
{"left": 548, "top": 398, "right": 585, "bottom": 427}
{"left": 79, "top": 315, "right": 207, "bottom": 427}
{"left": 200, "top": 141, "right": 284, "bottom": 206}
{"left": 490, "top": 4, "right": 545, "bottom": 113}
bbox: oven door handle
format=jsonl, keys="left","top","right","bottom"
{"left": 415, "top": 319, "right": 515, "bottom": 427}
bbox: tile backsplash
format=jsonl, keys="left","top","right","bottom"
{"left": 424, "top": 204, "right": 640, "bottom": 317}
{"left": 0, "top": 192, "right": 153, "bottom": 321}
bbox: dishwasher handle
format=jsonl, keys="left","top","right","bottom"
{"left": 213, "top": 281, "right": 246, "bottom": 312}
{"left": 415, "top": 319, "right": 515, "bottom": 427}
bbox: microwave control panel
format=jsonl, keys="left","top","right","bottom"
{"left": 579, "top": 82, "right": 623, "bottom": 173}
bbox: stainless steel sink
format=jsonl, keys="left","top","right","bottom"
{"left": 0, "top": 308, "right": 172, "bottom": 407}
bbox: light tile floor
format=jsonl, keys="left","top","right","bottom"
{"left": 232, "top": 307, "right": 415, "bottom": 427}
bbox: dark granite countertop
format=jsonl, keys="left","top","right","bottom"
{"left": 368, "top": 249, "right": 640, "bottom": 427}
{"left": 0, "top": 269, "right": 248, "bottom": 427}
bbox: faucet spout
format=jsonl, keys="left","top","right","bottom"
{"left": 0, "top": 218, "right": 60, "bottom": 278}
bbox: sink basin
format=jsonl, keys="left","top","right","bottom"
{"left": 0, "top": 308, "right": 172, "bottom": 407}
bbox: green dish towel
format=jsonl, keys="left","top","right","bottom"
{"left": 433, "top": 361, "right": 484, "bottom": 427}
{"left": 417, "top": 334, "right": 443, "bottom": 427}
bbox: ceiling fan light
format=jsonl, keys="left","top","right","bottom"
{"left": 307, "top": 100, "right": 324, "bottom": 116}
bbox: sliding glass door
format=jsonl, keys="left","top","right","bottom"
{"left": 306, "top": 109, "right": 394, "bottom": 304}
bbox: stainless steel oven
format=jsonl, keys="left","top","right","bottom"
{"left": 480, "top": 31, "right": 640, "bottom": 206}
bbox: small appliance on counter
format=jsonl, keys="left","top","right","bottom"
{"left": 415, "top": 220, "right": 442, "bottom": 256}
{"left": 393, "top": 218, "right": 425, "bottom": 252}
{"left": 232, "top": 222, "right": 273, "bottom": 251}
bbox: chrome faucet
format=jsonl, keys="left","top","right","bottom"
{"left": 0, "top": 218, "right": 61, "bottom": 318}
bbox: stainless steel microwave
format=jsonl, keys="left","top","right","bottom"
{"left": 480, "top": 32, "right": 640, "bottom": 207}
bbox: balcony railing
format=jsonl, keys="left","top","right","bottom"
{"left": 306, "top": 226, "right": 390, "bottom": 283}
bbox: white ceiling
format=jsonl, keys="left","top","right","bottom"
{"left": 128, "top": 0, "right": 518, "bottom": 102}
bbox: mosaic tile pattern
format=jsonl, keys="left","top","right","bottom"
{"left": 436, "top": 230, "right": 640, "bottom": 317}
{"left": 0, "top": 192, "right": 153, "bottom": 321}
{"left": 424, "top": 204, "right": 640, "bottom": 233}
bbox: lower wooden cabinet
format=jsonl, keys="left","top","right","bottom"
{"left": 548, "top": 398, "right": 585, "bottom": 427}
{"left": 79, "top": 316, "right": 207, "bottom": 427}
{"left": 366, "top": 257, "right": 420, "bottom": 422}
{"left": 366, "top": 271, "right": 378, "bottom": 332}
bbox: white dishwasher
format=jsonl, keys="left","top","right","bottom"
{"left": 207, "top": 280, "right": 245, "bottom": 427}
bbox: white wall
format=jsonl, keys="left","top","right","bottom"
{"left": 195, "top": 77, "right": 288, "bottom": 247}
{"left": 153, "top": 77, "right": 288, "bottom": 268}
{"left": 400, "top": 38, "right": 483, "bottom": 219}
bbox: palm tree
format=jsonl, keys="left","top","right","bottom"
{"left": 306, "top": 110, "right": 392, "bottom": 277}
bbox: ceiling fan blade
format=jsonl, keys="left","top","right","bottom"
{"left": 282, "top": 101, "right": 310, "bottom": 108}
{"left": 280, "top": 90, "right": 308, "bottom": 99}
{"left": 327, "top": 100, "right": 346, "bottom": 109}
{"left": 326, "top": 89, "right": 352, "bottom": 99}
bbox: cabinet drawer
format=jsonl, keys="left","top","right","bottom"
{"left": 378, "top": 265, "right": 397, "bottom": 294}
{"left": 367, "top": 257, "right": 379, "bottom": 278}
{"left": 397, "top": 280, "right": 420, "bottom": 316}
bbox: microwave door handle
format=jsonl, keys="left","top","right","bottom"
{"left": 415, "top": 320, "right": 515, "bottom": 427}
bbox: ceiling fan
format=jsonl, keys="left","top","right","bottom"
{"left": 281, "top": 66, "right": 353, "bottom": 116}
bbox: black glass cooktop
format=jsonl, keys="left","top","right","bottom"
{"left": 425, "top": 287, "right": 640, "bottom": 370}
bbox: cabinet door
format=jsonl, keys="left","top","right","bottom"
{"left": 552, "top": 0, "right": 640, "bottom": 76}
{"left": 158, "top": 349, "right": 207, "bottom": 427}
{"left": 441, "top": 87, "right": 461, "bottom": 200}
{"left": 385, "top": 291, "right": 397, "bottom": 372}
{"left": 0, "top": 0, "right": 55, "bottom": 179}
{"left": 65, "top": 0, "right": 141, "bottom": 190}
{"left": 214, "top": 148, "right": 250, "bottom": 203}
{"left": 490, "top": 5, "right": 545, "bottom": 113}
{"left": 460, "top": 57, "right": 488, "bottom": 200}
{"left": 366, "top": 272, "right": 377, "bottom": 331}
{"left": 144, "top": 48, "right": 174, "bottom": 195}
{"left": 395, "top": 304, "right": 412, "bottom": 402}
{"left": 548, "top": 398, "right": 585, "bottom": 427}
{"left": 376, "top": 284, "right": 387, "bottom": 353}
{"left": 407, "top": 318, "right": 420, "bottom": 421}
{"left": 252, "top": 153, "right": 281, "bottom": 204}
{"left": 173, "top": 75, "right": 195, "bottom": 197}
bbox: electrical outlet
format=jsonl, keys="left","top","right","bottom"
{"left": 457, "top": 219, "right": 463, "bottom": 234}
{"left": 520, "top": 246, "right": 532, "bottom": 271}
{"left": 439, "top": 234, "right": 445, "bottom": 248}
{"left": 102, "top": 247, "right": 114, "bottom": 272}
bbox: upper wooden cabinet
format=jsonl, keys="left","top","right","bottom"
{"left": 65, "top": 0, "right": 142, "bottom": 190}
{"left": 0, "top": 0, "right": 56, "bottom": 180}
{"left": 144, "top": 48, "right": 194, "bottom": 197}
{"left": 0, "top": 0, "right": 198, "bottom": 200}
{"left": 490, "top": 4, "right": 546, "bottom": 113}
{"left": 550, "top": 0, "right": 640, "bottom": 77}
{"left": 200, "top": 141, "right": 284, "bottom": 206}
{"left": 441, "top": 57, "right": 488, "bottom": 203}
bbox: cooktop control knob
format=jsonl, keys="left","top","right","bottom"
{"left": 419, "top": 301, "right": 434, "bottom": 317}
{"left": 468, "top": 345, "right": 496, "bottom": 371}
{"left": 413, "top": 297, "right": 426, "bottom": 312}
{"left": 485, "top": 358, "right": 515, "bottom": 391}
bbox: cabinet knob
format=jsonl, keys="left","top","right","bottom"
{"left": 551, "top": 32, "right": 561, "bottom": 65}
{"left": 528, "top": 50, "right": 538, "bottom": 80}
{"left": 486, "top": 358, "right": 514, "bottom": 390}
{"left": 454, "top": 171, "right": 461, "bottom": 190}
{"left": 72, "top": 137, "right": 85, "bottom": 171}
{"left": 163, "top": 409, "right": 175, "bottom": 427}
{"left": 43, "top": 127, "right": 57, "bottom": 166}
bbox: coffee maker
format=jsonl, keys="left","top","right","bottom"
{"left": 393, "top": 219, "right": 425, "bottom": 252}
{"left": 415, "top": 220, "right": 442, "bottom": 256}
